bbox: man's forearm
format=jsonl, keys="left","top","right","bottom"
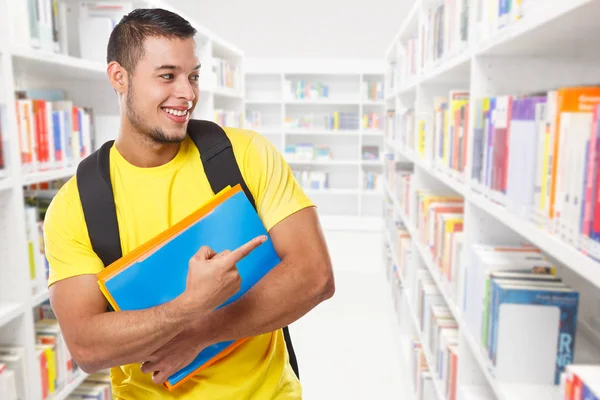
{"left": 73, "top": 296, "right": 191, "bottom": 372}
{"left": 200, "top": 256, "right": 333, "bottom": 344}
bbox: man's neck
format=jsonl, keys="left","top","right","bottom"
{"left": 115, "top": 126, "right": 181, "bottom": 168}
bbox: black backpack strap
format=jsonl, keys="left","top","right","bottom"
{"left": 186, "top": 120, "right": 300, "bottom": 380}
{"left": 77, "top": 140, "right": 121, "bottom": 312}
{"left": 186, "top": 120, "right": 256, "bottom": 209}
{"left": 77, "top": 140, "right": 123, "bottom": 266}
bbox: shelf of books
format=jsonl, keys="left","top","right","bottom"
{"left": 383, "top": 1, "right": 600, "bottom": 399}
{"left": 0, "top": 0, "right": 246, "bottom": 399}
{"left": 244, "top": 60, "right": 387, "bottom": 231}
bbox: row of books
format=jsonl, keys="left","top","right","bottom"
{"left": 390, "top": 0, "right": 534, "bottom": 92}
{"left": 388, "top": 0, "right": 470, "bottom": 92}
{"left": 464, "top": 244, "right": 579, "bottom": 386}
{"left": 14, "top": 90, "right": 94, "bottom": 174}
{"left": 471, "top": 87, "right": 600, "bottom": 261}
{"left": 384, "top": 221, "right": 458, "bottom": 400}
{"left": 362, "top": 81, "right": 384, "bottom": 101}
{"left": 419, "top": 0, "right": 469, "bottom": 72}
{"left": 213, "top": 57, "right": 240, "bottom": 91}
{"left": 245, "top": 110, "right": 263, "bottom": 129}
{"left": 362, "top": 145, "right": 380, "bottom": 161}
{"left": 24, "top": 185, "right": 64, "bottom": 295}
{"left": 214, "top": 110, "right": 242, "bottom": 129}
{"left": 385, "top": 163, "right": 412, "bottom": 219}
{"left": 10, "top": 0, "right": 132, "bottom": 62}
{"left": 385, "top": 108, "right": 415, "bottom": 148}
{"left": 293, "top": 170, "right": 329, "bottom": 190}
{"left": 283, "top": 112, "right": 360, "bottom": 131}
{"left": 388, "top": 90, "right": 470, "bottom": 176}
{"left": 363, "top": 171, "right": 381, "bottom": 191}
{"left": 415, "top": 191, "right": 464, "bottom": 302}
{"left": 563, "top": 364, "right": 599, "bottom": 400}
{"left": 35, "top": 316, "right": 80, "bottom": 399}
{"left": 284, "top": 144, "right": 332, "bottom": 161}
{"left": 410, "top": 339, "right": 438, "bottom": 400}
{"left": 25, "top": 202, "right": 49, "bottom": 296}
{"left": 0, "top": 303, "right": 78, "bottom": 400}
{"left": 393, "top": 188, "right": 582, "bottom": 388}
{"left": 325, "top": 112, "right": 360, "bottom": 131}
{"left": 383, "top": 229, "right": 435, "bottom": 400}
{"left": 66, "top": 370, "right": 113, "bottom": 400}
{"left": 414, "top": 267, "right": 459, "bottom": 400}
{"left": 394, "top": 85, "right": 600, "bottom": 265}
{"left": 388, "top": 35, "right": 419, "bottom": 93}
{"left": 362, "top": 112, "right": 384, "bottom": 130}
{"left": 477, "top": 0, "right": 528, "bottom": 43}
{"left": 284, "top": 79, "right": 330, "bottom": 101}
{"left": 431, "top": 92, "right": 470, "bottom": 175}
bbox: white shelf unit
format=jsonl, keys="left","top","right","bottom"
{"left": 244, "top": 59, "right": 387, "bottom": 231}
{"left": 383, "top": 1, "right": 600, "bottom": 400}
{"left": 0, "top": 1, "right": 245, "bottom": 399}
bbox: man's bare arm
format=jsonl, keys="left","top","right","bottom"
{"left": 49, "top": 276, "right": 191, "bottom": 373}
{"left": 50, "top": 237, "right": 265, "bottom": 374}
{"left": 202, "top": 206, "right": 334, "bottom": 343}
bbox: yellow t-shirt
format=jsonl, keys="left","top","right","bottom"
{"left": 43, "top": 127, "right": 314, "bottom": 399}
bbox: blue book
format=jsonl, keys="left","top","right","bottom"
{"left": 97, "top": 184, "right": 281, "bottom": 391}
{"left": 489, "top": 282, "right": 579, "bottom": 385}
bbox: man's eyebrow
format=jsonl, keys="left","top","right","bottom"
{"left": 155, "top": 65, "right": 178, "bottom": 71}
{"left": 155, "top": 63, "right": 201, "bottom": 71}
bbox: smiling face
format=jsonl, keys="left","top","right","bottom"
{"left": 122, "top": 36, "right": 201, "bottom": 144}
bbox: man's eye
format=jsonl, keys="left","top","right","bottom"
{"left": 190, "top": 75, "right": 200, "bottom": 82}
{"left": 161, "top": 74, "right": 174, "bottom": 80}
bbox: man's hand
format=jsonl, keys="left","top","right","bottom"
{"left": 140, "top": 326, "right": 206, "bottom": 384}
{"left": 141, "top": 236, "right": 268, "bottom": 384}
{"left": 180, "top": 235, "right": 267, "bottom": 317}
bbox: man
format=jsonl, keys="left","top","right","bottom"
{"left": 43, "top": 7, "right": 335, "bottom": 399}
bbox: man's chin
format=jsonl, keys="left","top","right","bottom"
{"left": 151, "top": 129, "right": 187, "bottom": 144}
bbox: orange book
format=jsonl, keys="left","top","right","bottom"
{"left": 549, "top": 87, "right": 600, "bottom": 220}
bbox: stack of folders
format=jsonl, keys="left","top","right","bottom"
{"left": 96, "top": 184, "right": 281, "bottom": 391}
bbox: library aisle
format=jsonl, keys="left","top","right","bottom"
{"left": 3, "top": 0, "right": 600, "bottom": 399}
{"left": 289, "top": 230, "right": 409, "bottom": 400}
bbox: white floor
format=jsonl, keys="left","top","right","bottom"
{"left": 289, "top": 230, "right": 413, "bottom": 400}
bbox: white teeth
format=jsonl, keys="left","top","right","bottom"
{"left": 164, "top": 108, "right": 188, "bottom": 116}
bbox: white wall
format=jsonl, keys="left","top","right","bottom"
{"left": 166, "top": 0, "right": 414, "bottom": 58}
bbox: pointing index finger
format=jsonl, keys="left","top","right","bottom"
{"left": 228, "top": 235, "right": 268, "bottom": 263}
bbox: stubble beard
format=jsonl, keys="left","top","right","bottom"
{"left": 125, "top": 82, "right": 187, "bottom": 145}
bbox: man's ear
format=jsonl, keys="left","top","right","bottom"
{"left": 107, "top": 61, "right": 127, "bottom": 94}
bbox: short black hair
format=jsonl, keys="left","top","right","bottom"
{"left": 107, "top": 8, "right": 197, "bottom": 74}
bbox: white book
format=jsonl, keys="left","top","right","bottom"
{"left": 0, "top": 347, "right": 28, "bottom": 400}
{"left": 494, "top": 296, "right": 561, "bottom": 384}
{"left": 0, "top": 369, "right": 18, "bottom": 400}
{"left": 45, "top": 102, "right": 56, "bottom": 168}
{"left": 452, "top": 232, "right": 467, "bottom": 309}
{"left": 38, "top": 0, "right": 54, "bottom": 52}
{"left": 465, "top": 247, "right": 548, "bottom": 341}
{"left": 544, "top": 91, "right": 559, "bottom": 225}
{"left": 553, "top": 112, "right": 572, "bottom": 240}
{"left": 52, "top": 101, "right": 74, "bottom": 166}
{"left": 565, "top": 112, "right": 593, "bottom": 247}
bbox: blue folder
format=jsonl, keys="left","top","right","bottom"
{"left": 97, "top": 185, "right": 281, "bottom": 390}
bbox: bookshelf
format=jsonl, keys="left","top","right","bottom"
{"left": 383, "top": 1, "right": 600, "bottom": 400}
{"left": 0, "top": 0, "right": 245, "bottom": 399}
{"left": 244, "top": 58, "right": 387, "bottom": 232}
